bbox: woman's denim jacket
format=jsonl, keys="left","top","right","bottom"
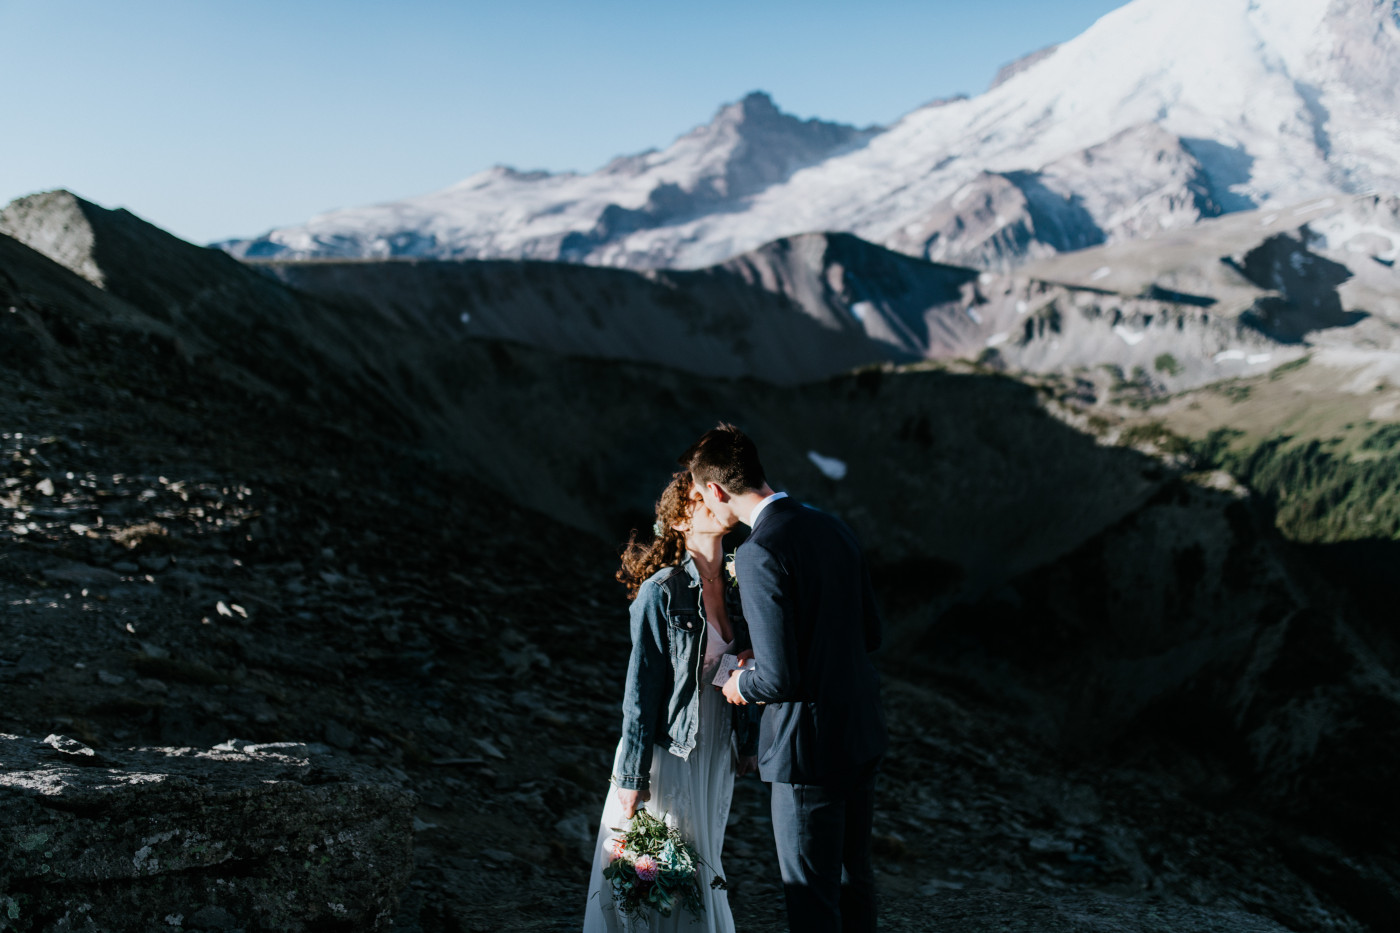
{"left": 613, "top": 553, "right": 761, "bottom": 791}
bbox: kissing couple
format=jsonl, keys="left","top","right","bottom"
{"left": 582, "top": 424, "right": 887, "bottom": 932}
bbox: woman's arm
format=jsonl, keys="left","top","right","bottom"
{"left": 612, "top": 580, "right": 670, "bottom": 803}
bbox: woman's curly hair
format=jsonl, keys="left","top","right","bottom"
{"left": 617, "top": 471, "right": 696, "bottom": 600}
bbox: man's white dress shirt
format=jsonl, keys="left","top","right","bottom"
{"left": 735, "top": 491, "right": 787, "bottom": 704}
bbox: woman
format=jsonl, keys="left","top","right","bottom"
{"left": 582, "top": 471, "right": 757, "bottom": 933}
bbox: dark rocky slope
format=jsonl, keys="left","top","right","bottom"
{"left": 249, "top": 238, "right": 921, "bottom": 386}
{"left": 250, "top": 231, "right": 995, "bottom": 383}
{"left": 1, "top": 196, "right": 1397, "bottom": 930}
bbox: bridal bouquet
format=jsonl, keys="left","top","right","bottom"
{"left": 601, "top": 808, "right": 723, "bottom": 920}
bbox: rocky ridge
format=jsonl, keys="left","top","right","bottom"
{"left": 241, "top": 196, "right": 1400, "bottom": 403}
{"left": 250, "top": 235, "right": 930, "bottom": 386}
{"left": 16, "top": 188, "right": 1382, "bottom": 412}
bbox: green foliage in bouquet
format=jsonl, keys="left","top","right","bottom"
{"left": 600, "top": 808, "right": 725, "bottom": 921}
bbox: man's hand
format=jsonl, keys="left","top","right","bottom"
{"left": 737, "top": 754, "right": 759, "bottom": 777}
{"left": 722, "top": 667, "right": 748, "bottom": 706}
{"left": 615, "top": 785, "right": 650, "bottom": 819}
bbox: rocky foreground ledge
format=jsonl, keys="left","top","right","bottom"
{"left": 0, "top": 734, "right": 414, "bottom": 932}
{"left": 907, "top": 891, "right": 1294, "bottom": 933}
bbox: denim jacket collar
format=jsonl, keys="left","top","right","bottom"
{"left": 681, "top": 551, "right": 701, "bottom": 589}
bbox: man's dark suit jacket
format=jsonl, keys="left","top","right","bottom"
{"left": 735, "top": 496, "right": 887, "bottom": 785}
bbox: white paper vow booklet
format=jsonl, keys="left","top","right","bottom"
{"left": 711, "top": 654, "right": 742, "bottom": 686}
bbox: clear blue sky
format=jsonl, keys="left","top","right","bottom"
{"left": 0, "top": 0, "right": 1128, "bottom": 245}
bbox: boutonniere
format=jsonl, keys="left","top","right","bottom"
{"left": 724, "top": 553, "right": 738, "bottom": 588}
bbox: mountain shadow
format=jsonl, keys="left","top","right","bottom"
{"left": 1227, "top": 232, "right": 1366, "bottom": 341}
{"left": 1182, "top": 138, "right": 1258, "bottom": 213}
{"left": 1002, "top": 170, "right": 1107, "bottom": 253}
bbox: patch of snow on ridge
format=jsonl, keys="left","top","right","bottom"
{"left": 1214, "top": 350, "right": 1273, "bottom": 364}
{"left": 1294, "top": 199, "right": 1336, "bottom": 215}
{"left": 807, "top": 451, "right": 848, "bottom": 481}
{"left": 1114, "top": 325, "right": 1147, "bottom": 346}
{"left": 1307, "top": 207, "right": 1400, "bottom": 261}
{"left": 951, "top": 183, "right": 979, "bottom": 208}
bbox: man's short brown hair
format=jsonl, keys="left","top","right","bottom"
{"left": 679, "top": 423, "right": 766, "bottom": 494}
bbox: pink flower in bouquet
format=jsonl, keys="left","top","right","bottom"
{"left": 606, "top": 837, "right": 626, "bottom": 861}
{"left": 633, "top": 854, "right": 659, "bottom": 881}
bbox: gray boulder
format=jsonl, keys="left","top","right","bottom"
{"left": 0, "top": 735, "right": 413, "bottom": 931}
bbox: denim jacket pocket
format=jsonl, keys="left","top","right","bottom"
{"left": 663, "top": 606, "right": 702, "bottom": 754}
{"left": 666, "top": 609, "right": 702, "bottom": 655}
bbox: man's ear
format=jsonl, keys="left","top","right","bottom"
{"left": 707, "top": 481, "right": 731, "bottom": 503}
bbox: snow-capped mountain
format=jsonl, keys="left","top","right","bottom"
{"left": 222, "top": 92, "right": 873, "bottom": 265}
{"left": 222, "top": 0, "right": 1400, "bottom": 271}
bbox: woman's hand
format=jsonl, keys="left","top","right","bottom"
{"left": 616, "top": 785, "right": 651, "bottom": 819}
{"left": 737, "top": 649, "right": 754, "bottom": 662}
{"left": 737, "top": 755, "right": 759, "bottom": 777}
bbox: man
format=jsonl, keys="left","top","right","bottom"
{"left": 680, "top": 423, "right": 887, "bottom": 933}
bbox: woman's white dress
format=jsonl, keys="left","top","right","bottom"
{"left": 582, "top": 619, "right": 738, "bottom": 933}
